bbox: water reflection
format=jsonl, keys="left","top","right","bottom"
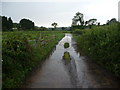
{"left": 23, "top": 33, "right": 120, "bottom": 88}
{"left": 62, "top": 51, "right": 78, "bottom": 87}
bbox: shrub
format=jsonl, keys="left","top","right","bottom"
{"left": 2, "top": 31, "right": 64, "bottom": 88}
{"left": 76, "top": 22, "right": 120, "bottom": 78}
{"left": 2, "top": 33, "right": 34, "bottom": 88}
{"left": 73, "top": 29, "right": 85, "bottom": 34}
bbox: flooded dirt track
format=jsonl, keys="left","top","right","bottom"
{"left": 23, "top": 34, "right": 120, "bottom": 88}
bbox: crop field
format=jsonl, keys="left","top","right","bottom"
{"left": 2, "top": 31, "right": 64, "bottom": 88}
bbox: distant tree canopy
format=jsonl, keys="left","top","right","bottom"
{"left": 85, "top": 19, "right": 97, "bottom": 26}
{"left": 2, "top": 16, "right": 13, "bottom": 31}
{"left": 19, "top": 18, "right": 34, "bottom": 30}
{"left": 39, "top": 26, "right": 47, "bottom": 31}
{"left": 71, "top": 12, "right": 98, "bottom": 30}
{"left": 51, "top": 22, "right": 58, "bottom": 30}
{"left": 72, "top": 12, "right": 84, "bottom": 26}
{"left": 13, "top": 23, "right": 19, "bottom": 29}
{"left": 106, "top": 18, "right": 118, "bottom": 25}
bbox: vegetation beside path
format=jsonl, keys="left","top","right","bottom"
{"left": 74, "top": 22, "right": 120, "bottom": 79}
{"left": 2, "top": 31, "right": 64, "bottom": 88}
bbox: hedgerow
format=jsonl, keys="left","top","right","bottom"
{"left": 76, "top": 23, "right": 120, "bottom": 78}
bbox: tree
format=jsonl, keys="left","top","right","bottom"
{"left": 72, "top": 12, "right": 84, "bottom": 26}
{"left": 19, "top": 18, "right": 34, "bottom": 30}
{"left": 98, "top": 22, "right": 100, "bottom": 26}
{"left": 106, "top": 20, "right": 110, "bottom": 25}
{"left": 61, "top": 27, "right": 65, "bottom": 30}
{"left": 87, "top": 19, "right": 97, "bottom": 25}
{"left": 85, "top": 19, "right": 97, "bottom": 29}
{"left": 51, "top": 22, "right": 58, "bottom": 30}
{"left": 76, "top": 12, "right": 84, "bottom": 26}
{"left": 85, "top": 21, "right": 88, "bottom": 26}
{"left": 2, "top": 16, "right": 8, "bottom": 30}
{"left": 2, "top": 16, "right": 13, "bottom": 31}
{"left": 40, "top": 26, "right": 47, "bottom": 31}
{"left": 13, "top": 23, "right": 19, "bottom": 29}
{"left": 7, "top": 17, "right": 13, "bottom": 30}
{"left": 106, "top": 18, "right": 117, "bottom": 25}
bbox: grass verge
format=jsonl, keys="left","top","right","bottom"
{"left": 2, "top": 31, "right": 64, "bottom": 88}
{"left": 74, "top": 23, "right": 120, "bottom": 79}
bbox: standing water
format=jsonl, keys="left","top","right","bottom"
{"left": 23, "top": 34, "right": 120, "bottom": 88}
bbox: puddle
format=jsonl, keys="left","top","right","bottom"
{"left": 23, "top": 34, "right": 120, "bottom": 88}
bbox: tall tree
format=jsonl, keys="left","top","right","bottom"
{"left": 8, "top": 17, "right": 13, "bottom": 30}
{"left": 72, "top": 12, "right": 84, "bottom": 26}
{"left": 2, "top": 16, "right": 13, "bottom": 31}
{"left": 19, "top": 18, "right": 34, "bottom": 30}
{"left": 51, "top": 22, "right": 58, "bottom": 30}
{"left": 2, "top": 16, "right": 8, "bottom": 30}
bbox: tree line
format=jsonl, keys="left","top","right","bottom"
{"left": 71, "top": 12, "right": 118, "bottom": 30}
{"left": 1, "top": 16, "right": 60, "bottom": 31}
{"left": 1, "top": 14, "right": 118, "bottom": 31}
{"left": 1, "top": 16, "right": 35, "bottom": 31}
{"left": 1, "top": 16, "right": 13, "bottom": 31}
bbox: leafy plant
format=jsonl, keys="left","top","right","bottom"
{"left": 75, "top": 22, "right": 120, "bottom": 78}
{"left": 2, "top": 31, "right": 64, "bottom": 88}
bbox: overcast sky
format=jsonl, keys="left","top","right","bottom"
{"left": 1, "top": 0, "right": 120, "bottom": 27}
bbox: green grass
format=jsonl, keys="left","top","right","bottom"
{"left": 74, "top": 22, "right": 120, "bottom": 79}
{"left": 2, "top": 31, "right": 64, "bottom": 88}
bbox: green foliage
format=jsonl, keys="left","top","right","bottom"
{"left": 2, "top": 16, "right": 13, "bottom": 31}
{"left": 51, "top": 22, "right": 58, "bottom": 30}
{"left": 13, "top": 23, "right": 19, "bottom": 30}
{"left": 71, "top": 12, "right": 98, "bottom": 30}
{"left": 72, "top": 12, "right": 84, "bottom": 26}
{"left": 2, "top": 31, "right": 64, "bottom": 88}
{"left": 76, "top": 22, "right": 120, "bottom": 78}
{"left": 71, "top": 25, "right": 86, "bottom": 31}
{"left": 64, "top": 42, "right": 69, "bottom": 48}
{"left": 2, "top": 32, "right": 34, "bottom": 88}
{"left": 7, "top": 18, "right": 13, "bottom": 30}
{"left": 19, "top": 18, "right": 34, "bottom": 30}
{"left": 73, "top": 29, "right": 86, "bottom": 34}
{"left": 106, "top": 18, "right": 118, "bottom": 25}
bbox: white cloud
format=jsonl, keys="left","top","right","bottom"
{"left": 1, "top": 0, "right": 119, "bottom": 27}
